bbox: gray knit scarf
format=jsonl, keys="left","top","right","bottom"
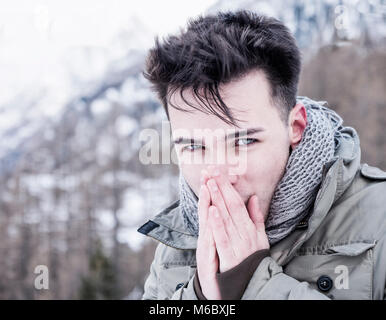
{"left": 179, "top": 96, "right": 344, "bottom": 245}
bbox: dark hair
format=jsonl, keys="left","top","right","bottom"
{"left": 143, "top": 10, "right": 301, "bottom": 126}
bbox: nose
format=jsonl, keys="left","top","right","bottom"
{"left": 210, "top": 165, "right": 239, "bottom": 185}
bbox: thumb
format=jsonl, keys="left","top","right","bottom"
{"left": 247, "top": 195, "right": 265, "bottom": 231}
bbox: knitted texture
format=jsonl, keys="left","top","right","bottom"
{"left": 179, "top": 96, "right": 344, "bottom": 245}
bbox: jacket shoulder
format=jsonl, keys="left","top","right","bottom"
{"left": 325, "top": 163, "right": 386, "bottom": 242}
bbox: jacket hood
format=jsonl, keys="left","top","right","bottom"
{"left": 329, "top": 125, "right": 361, "bottom": 203}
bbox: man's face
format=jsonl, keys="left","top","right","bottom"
{"left": 168, "top": 70, "right": 305, "bottom": 221}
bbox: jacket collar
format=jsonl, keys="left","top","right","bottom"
{"left": 137, "top": 199, "right": 198, "bottom": 250}
{"left": 137, "top": 125, "right": 362, "bottom": 256}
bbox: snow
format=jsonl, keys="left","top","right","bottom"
{"left": 115, "top": 116, "right": 137, "bottom": 137}
{"left": 118, "top": 228, "right": 146, "bottom": 252}
{"left": 118, "top": 189, "right": 145, "bottom": 226}
{"left": 91, "top": 99, "right": 112, "bottom": 116}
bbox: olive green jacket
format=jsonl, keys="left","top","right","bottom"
{"left": 138, "top": 126, "right": 386, "bottom": 299}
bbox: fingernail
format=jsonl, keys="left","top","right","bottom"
{"left": 208, "top": 179, "right": 218, "bottom": 191}
{"left": 254, "top": 195, "right": 259, "bottom": 206}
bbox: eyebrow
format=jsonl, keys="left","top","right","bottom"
{"left": 172, "top": 127, "right": 265, "bottom": 145}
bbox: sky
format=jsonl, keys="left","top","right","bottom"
{"left": 0, "top": 0, "right": 217, "bottom": 106}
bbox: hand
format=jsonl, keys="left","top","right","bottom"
{"left": 196, "top": 182, "right": 221, "bottom": 300}
{"left": 204, "top": 166, "right": 270, "bottom": 273}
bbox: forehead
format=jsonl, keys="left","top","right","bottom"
{"left": 168, "top": 70, "right": 278, "bottom": 134}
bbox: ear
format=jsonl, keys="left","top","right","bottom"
{"left": 288, "top": 103, "right": 307, "bottom": 149}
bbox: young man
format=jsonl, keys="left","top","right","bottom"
{"left": 137, "top": 10, "right": 386, "bottom": 299}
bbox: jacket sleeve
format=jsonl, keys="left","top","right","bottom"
{"left": 241, "top": 256, "right": 330, "bottom": 300}
{"left": 193, "top": 249, "right": 270, "bottom": 300}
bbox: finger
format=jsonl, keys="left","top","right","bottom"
{"left": 211, "top": 172, "right": 254, "bottom": 237}
{"left": 208, "top": 206, "right": 234, "bottom": 270}
{"left": 206, "top": 178, "right": 240, "bottom": 240}
{"left": 208, "top": 228, "right": 219, "bottom": 273}
{"left": 196, "top": 227, "right": 220, "bottom": 300}
{"left": 200, "top": 169, "right": 210, "bottom": 185}
{"left": 197, "top": 222, "right": 218, "bottom": 271}
{"left": 198, "top": 184, "right": 210, "bottom": 236}
{"left": 247, "top": 194, "right": 265, "bottom": 232}
{"left": 202, "top": 165, "right": 225, "bottom": 186}
{"left": 215, "top": 173, "right": 250, "bottom": 223}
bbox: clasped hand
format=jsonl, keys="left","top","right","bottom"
{"left": 195, "top": 166, "right": 270, "bottom": 300}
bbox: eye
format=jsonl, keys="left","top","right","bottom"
{"left": 182, "top": 144, "right": 204, "bottom": 152}
{"left": 235, "top": 138, "right": 258, "bottom": 147}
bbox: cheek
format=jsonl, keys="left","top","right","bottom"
{"left": 244, "top": 142, "right": 289, "bottom": 190}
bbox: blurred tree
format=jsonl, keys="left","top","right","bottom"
{"left": 78, "top": 239, "right": 119, "bottom": 300}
